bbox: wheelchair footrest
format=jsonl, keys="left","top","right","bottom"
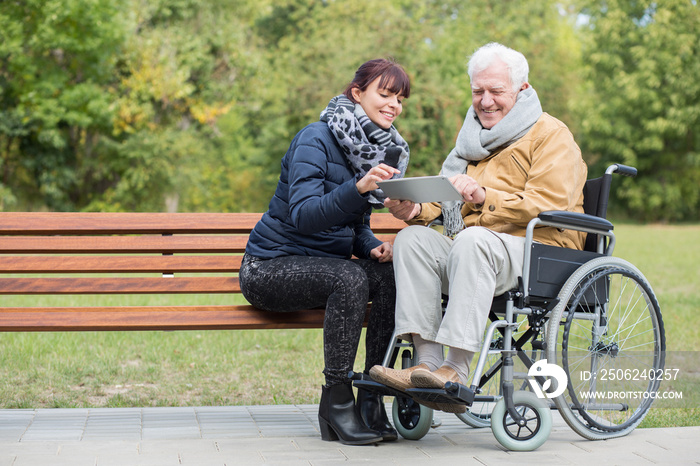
{"left": 407, "top": 382, "right": 475, "bottom": 407}
{"left": 349, "top": 371, "right": 476, "bottom": 408}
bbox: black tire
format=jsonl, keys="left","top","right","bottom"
{"left": 391, "top": 396, "right": 432, "bottom": 440}
{"left": 491, "top": 391, "right": 552, "bottom": 451}
{"left": 546, "top": 257, "right": 665, "bottom": 440}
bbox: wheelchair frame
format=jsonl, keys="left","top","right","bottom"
{"left": 352, "top": 164, "right": 666, "bottom": 451}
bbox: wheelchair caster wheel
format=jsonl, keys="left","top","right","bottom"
{"left": 391, "top": 396, "right": 433, "bottom": 440}
{"left": 491, "top": 391, "right": 552, "bottom": 451}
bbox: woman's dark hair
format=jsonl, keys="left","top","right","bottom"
{"left": 343, "top": 58, "right": 411, "bottom": 103}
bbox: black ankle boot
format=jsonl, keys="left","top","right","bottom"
{"left": 356, "top": 388, "right": 398, "bottom": 441}
{"left": 318, "top": 383, "right": 383, "bottom": 445}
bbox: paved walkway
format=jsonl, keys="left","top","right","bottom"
{"left": 1, "top": 404, "right": 698, "bottom": 465}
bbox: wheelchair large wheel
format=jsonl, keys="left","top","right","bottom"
{"left": 545, "top": 257, "right": 665, "bottom": 440}
{"left": 491, "top": 391, "right": 552, "bottom": 451}
{"left": 391, "top": 396, "right": 433, "bottom": 440}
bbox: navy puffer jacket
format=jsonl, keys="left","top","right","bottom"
{"left": 245, "top": 121, "right": 382, "bottom": 260}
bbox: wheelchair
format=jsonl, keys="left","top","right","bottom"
{"left": 351, "top": 164, "right": 666, "bottom": 451}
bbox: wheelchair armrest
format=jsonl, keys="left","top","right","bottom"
{"left": 522, "top": 211, "right": 615, "bottom": 302}
{"left": 538, "top": 211, "right": 613, "bottom": 232}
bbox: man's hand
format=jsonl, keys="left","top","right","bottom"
{"left": 370, "top": 242, "right": 393, "bottom": 263}
{"left": 384, "top": 198, "right": 421, "bottom": 221}
{"left": 449, "top": 174, "right": 486, "bottom": 205}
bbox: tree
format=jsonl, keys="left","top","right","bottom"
{"left": 91, "top": 0, "right": 269, "bottom": 212}
{"left": 392, "top": 0, "right": 583, "bottom": 175}
{"left": 0, "top": 0, "right": 272, "bottom": 212}
{"left": 0, "top": 0, "right": 126, "bottom": 210}
{"left": 250, "top": 0, "right": 582, "bottom": 182}
{"left": 572, "top": 0, "right": 700, "bottom": 221}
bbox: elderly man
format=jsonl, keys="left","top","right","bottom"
{"left": 370, "top": 42, "right": 587, "bottom": 412}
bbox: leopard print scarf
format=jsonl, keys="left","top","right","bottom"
{"left": 320, "top": 95, "right": 409, "bottom": 207}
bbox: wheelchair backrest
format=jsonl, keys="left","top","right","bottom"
{"left": 582, "top": 174, "right": 613, "bottom": 252}
{"left": 527, "top": 172, "right": 613, "bottom": 301}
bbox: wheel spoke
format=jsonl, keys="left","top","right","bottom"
{"left": 546, "top": 258, "right": 665, "bottom": 439}
{"left": 491, "top": 391, "right": 551, "bottom": 451}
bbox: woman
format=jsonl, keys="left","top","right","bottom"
{"left": 240, "top": 59, "right": 411, "bottom": 445}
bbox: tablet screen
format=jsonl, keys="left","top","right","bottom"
{"left": 377, "top": 176, "right": 463, "bottom": 203}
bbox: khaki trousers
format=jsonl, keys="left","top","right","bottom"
{"left": 393, "top": 225, "right": 525, "bottom": 353}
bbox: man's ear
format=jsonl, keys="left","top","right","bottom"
{"left": 520, "top": 82, "right": 530, "bottom": 91}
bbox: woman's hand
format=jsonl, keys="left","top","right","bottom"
{"left": 449, "top": 174, "right": 486, "bottom": 205}
{"left": 370, "top": 242, "right": 393, "bottom": 263}
{"left": 356, "top": 163, "right": 400, "bottom": 194}
{"left": 384, "top": 197, "right": 421, "bottom": 221}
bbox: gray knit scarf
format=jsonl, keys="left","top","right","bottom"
{"left": 441, "top": 87, "right": 543, "bottom": 237}
{"left": 320, "top": 95, "right": 410, "bottom": 207}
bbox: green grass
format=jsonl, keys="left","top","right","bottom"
{"left": 1, "top": 223, "right": 698, "bottom": 429}
{"left": 0, "top": 326, "right": 329, "bottom": 409}
{"left": 606, "top": 223, "right": 700, "bottom": 428}
{"left": 614, "top": 224, "right": 700, "bottom": 350}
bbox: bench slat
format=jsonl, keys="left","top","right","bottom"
{"left": 0, "top": 236, "right": 247, "bottom": 254}
{"left": 0, "top": 212, "right": 406, "bottom": 235}
{"left": 0, "top": 277, "right": 240, "bottom": 294}
{"left": 0, "top": 213, "right": 264, "bottom": 235}
{"left": 0, "top": 212, "right": 405, "bottom": 333}
{"left": 0, "top": 256, "right": 242, "bottom": 273}
{"left": 369, "top": 214, "right": 407, "bottom": 233}
{"left": 0, "top": 305, "right": 332, "bottom": 331}
{"left": 0, "top": 235, "right": 397, "bottom": 255}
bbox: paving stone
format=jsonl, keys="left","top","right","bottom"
{"left": 0, "top": 406, "right": 698, "bottom": 465}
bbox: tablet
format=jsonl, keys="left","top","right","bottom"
{"left": 377, "top": 176, "right": 463, "bottom": 203}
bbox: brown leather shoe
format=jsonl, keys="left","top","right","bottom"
{"left": 410, "top": 365, "right": 461, "bottom": 389}
{"left": 410, "top": 366, "right": 466, "bottom": 413}
{"left": 369, "top": 364, "right": 429, "bottom": 392}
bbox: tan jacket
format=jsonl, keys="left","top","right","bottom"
{"left": 411, "top": 113, "right": 587, "bottom": 250}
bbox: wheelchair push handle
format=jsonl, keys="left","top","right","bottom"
{"left": 608, "top": 164, "right": 637, "bottom": 177}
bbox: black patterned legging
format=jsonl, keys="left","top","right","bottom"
{"left": 239, "top": 253, "right": 396, "bottom": 387}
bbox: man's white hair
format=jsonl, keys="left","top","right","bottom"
{"left": 467, "top": 42, "right": 529, "bottom": 91}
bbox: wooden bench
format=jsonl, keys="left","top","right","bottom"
{"left": 0, "top": 212, "right": 406, "bottom": 333}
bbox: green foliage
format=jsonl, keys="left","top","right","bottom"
{"left": 394, "top": 0, "right": 583, "bottom": 175}
{"left": 1, "top": 0, "right": 268, "bottom": 212}
{"left": 0, "top": 0, "right": 125, "bottom": 210}
{"left": 250, "top": 0, "right": 582, "bottom": 180}
{"left": 0, "top": 0, "right": 698, "bottom": 220}
{"left": 177, "top": 109, "right": 270, "bottom": 213}
{"left": 102, "top": 0, "right": 267, "bottom": 211}
{"left": 572, "top": 0, "right": 700, "bottom": 221}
